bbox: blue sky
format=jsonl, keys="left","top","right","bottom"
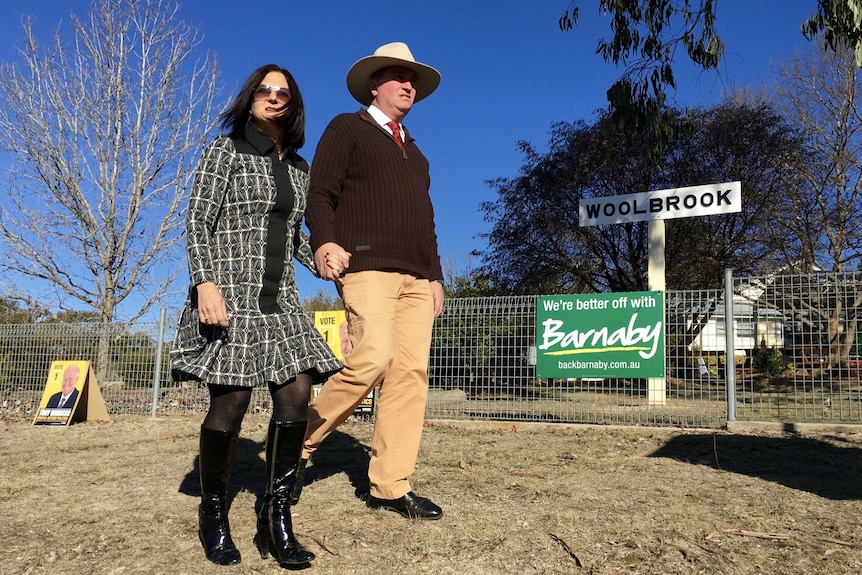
{"left": 0, "top": 0, "right": 819, "bottom": 319}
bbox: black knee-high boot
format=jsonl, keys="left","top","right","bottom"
{"left": 290, "top": 457, "right": 308, "bottom": 505}
{"left": 253, "top": 421, "right": 315, "bottom": 566}
{"left": 198, "top": 427, "right": 241, "bottom": 565}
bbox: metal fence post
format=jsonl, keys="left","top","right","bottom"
{"left": 723, "top": 269, "right": 737, "bottom": 422}
{"left": 150, "top": 308, "right": 167, "bottom": 417}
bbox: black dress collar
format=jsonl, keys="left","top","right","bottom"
{"left": 244, "top": 121, "right": 279, "bottom": 156}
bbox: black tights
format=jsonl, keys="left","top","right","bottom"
{"left": 201, "top": 372, "right": 313, "bottom": 432}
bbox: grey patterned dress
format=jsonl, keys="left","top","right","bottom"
{"left": 170, "top": 125, "right": 342, "bottom": 387}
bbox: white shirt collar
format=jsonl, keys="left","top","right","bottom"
{"left": 368, "top": 105, "right": 402, "bottom": 138}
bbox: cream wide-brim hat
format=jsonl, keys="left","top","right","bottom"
{"left": 346, "top": 42, "right": 441, "bottom": 106}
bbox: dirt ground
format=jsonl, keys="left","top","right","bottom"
{"left": 0, "top": 415, "right": 860, "bottom": 575}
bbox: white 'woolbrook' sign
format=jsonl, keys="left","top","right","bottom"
{"left": 579, "top": 181, "right": 742, "bottom": 227}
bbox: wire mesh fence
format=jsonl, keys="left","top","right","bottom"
{"left": 730, "top": 272, "right": 862, "bottom": 423}
{"left": 427, "top": 294, "right": 729, "bottom": 428}
{"left": 1, "top": 271, "right": 861, "bottom": 428}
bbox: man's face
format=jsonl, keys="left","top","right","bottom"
{"left": 370, "top": 66, "right": 417, "bottom": 119}
{"left": 62, "top": 367, "right": 78, "bottom": 395}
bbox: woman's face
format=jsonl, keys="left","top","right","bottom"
{"left": 250, "top": 71, "right": 290, "bottom": 127}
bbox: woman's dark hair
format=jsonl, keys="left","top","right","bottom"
{"left": 219, "top": 64, "right": 306, "bottom": 150}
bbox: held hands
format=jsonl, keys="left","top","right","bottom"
{"left": 196, "top": 282, "right": 229, "bottom": 327}
{"left": 314, "top": 242, "right": 352, "bottom": 281}
{"left": 312, "top": 242, "right": 443, "bottom": 319}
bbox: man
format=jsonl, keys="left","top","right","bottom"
{"left": 46, "top": 364, "right": 80, "bottom": 409}
{"left": 300, "top": 42, "right": 445, "bottom": 520}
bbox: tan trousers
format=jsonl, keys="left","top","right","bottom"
{"left": 302, "top": 270, "right": 434, "bottom": 499}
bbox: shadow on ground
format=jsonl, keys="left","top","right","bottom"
{"left": 302, "top": 429, "right": 371, "bottom": 500}
{"left": 177, "top": 429, "right": 371, "bottom": 504}
{"left": 649, "top": 432, "right": 862, "bottom": 500}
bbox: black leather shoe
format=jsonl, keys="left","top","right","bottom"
{"left": 366, "top": 491, "right": 443, "bottom": 520}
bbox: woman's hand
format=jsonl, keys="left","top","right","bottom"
{"left": 196, "top": 282, "right": 229, "bottom": 327}
{"left": 314, "top": 242, "right": 351, "bottom": 281}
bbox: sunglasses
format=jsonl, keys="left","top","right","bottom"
{"left": 254, "top": 84, "right": 290, "bottom": 102}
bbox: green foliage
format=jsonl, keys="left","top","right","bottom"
{"left": 111, "top": 329, "right": 162, "bottom": 388}
{"left": 45, "top": 310, "right": 102, "bottom": 323}
{"left": 429, "top": 298, "right": 533, "bottom": 391}
{"left": 445, "top": 269, "right": 502, "bottom": 298}
{"left": 559, "top": 0, "right": 723, "bottom": 161}
{"left": 803, "top": 0, "right": 862, "bottom": 66}
{"left": 691, "top": 354, "right": 717, "bottom": 377}
{"left": 690, "top": 352, "right": 745, "bottom": 377}
{"left": 0, "top": 351, "right": 12, "bottom": 385}
{"left": 479, "top": 114, "right": 654, "bottom": 295}
{"left": 754, "top": 337, "right": 791, "bottom": 377}
{"left": 560, "top": 0, "right": 862, "bottom": 163}
{"left": 302, "top": 288, "right": 344, "bottom": 312}
{"left": 0, "top": 296, "right": 49, "bottom": 324}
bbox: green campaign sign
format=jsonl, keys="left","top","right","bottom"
{"left": 536, "top": 292, "right": 665, "bottom": 378}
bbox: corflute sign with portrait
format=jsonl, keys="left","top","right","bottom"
{"left": 536, "top": 292, "right": 665, "bottom": 378}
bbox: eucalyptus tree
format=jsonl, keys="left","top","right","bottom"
{"left": 558, "top": 0, "right": 862, "bottom": 159}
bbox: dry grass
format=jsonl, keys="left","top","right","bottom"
{"left": 1, "top": 415, "right": 861, "bottom": 575}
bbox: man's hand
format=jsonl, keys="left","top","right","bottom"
{"left": 430, "top": 280, "right": 444, "bottom": 318}
{"left": 315, "top": 242, "right": 351, "bottom": 281}
{"left": 196, "top": 282, "right": 229, "bottom": 327}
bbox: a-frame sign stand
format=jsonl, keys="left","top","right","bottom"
{"left": 33, "top": 360, "right": 110, "bottom": 426}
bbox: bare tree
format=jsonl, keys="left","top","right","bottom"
{"left": 0, "top": 0, "right": 220, "bottom": 319}
{"left": 0, "top": 0, "right": 221, "bottom": 377}
{"left": 769, "top": 42, "right": 862, "bottom": 272}
{"left": 744, "top": 41, "right": 862, "bottom": 372}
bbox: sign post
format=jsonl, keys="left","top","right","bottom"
{"left": 578, "top": 181, "right": 742, "bottom": 405}
{"left": 647, "top": 219, "right": 666, "bottom": 404}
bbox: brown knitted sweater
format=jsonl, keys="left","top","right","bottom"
{"left": 305, "top": 109, "right": 443, "bottom": 281}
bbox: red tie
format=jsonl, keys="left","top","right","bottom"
{"left": 386, "top": 121, "right": 403, "bottom": 148}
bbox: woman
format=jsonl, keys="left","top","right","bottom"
{"left": 171, "top": 64, "right": 341, "bottom": 568}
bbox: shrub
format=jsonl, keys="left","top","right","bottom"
{"left": 754, "top": 337, "right": 790, "bottom": 376}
